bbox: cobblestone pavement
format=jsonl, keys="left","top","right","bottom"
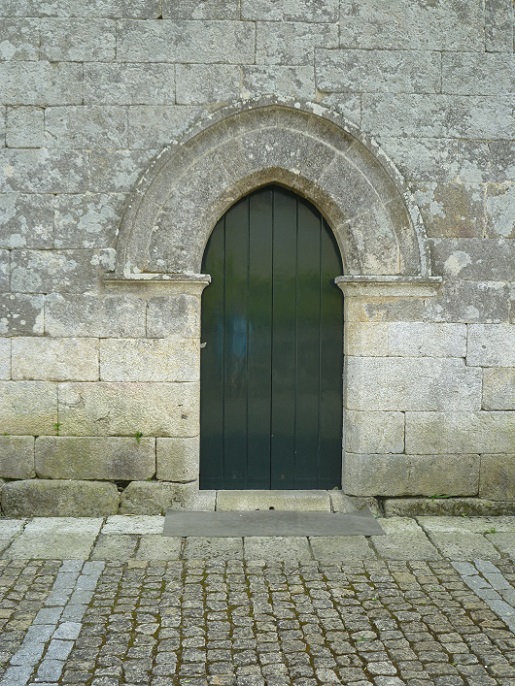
{"left": 0, "top": 516, "right": 514, "bottom": 686}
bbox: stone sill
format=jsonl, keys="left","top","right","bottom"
{"left": 335, "top": 275, "right": 442, "bottom": 298}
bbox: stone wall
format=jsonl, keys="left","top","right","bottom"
{"left": 0, "top": 0, "right": 514, "bottom": 515}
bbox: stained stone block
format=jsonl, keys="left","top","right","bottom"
{"left": 86, "top": 149, "right": 156, "bottom": 193}
{"left": 241, "top": 66, "right": 315, "bottom": 100}
{"left": 128, "top": 106, "right": 200, "bottom": 149}
{"left": 119, "top": 480, "right": 199, "bottom": 515}
{"left": 480, "top": 455, "right": 515, "bottom": 501}
{"left": 0, "top": 436, "right": 35, "bottom": 479}
{"left": 242, "top": 0, "right": 339, "bottom": 22}
{"left": 176, "top": 64, "right": 240, "bottom": 105}
{"left": 0, "top": 249, "right": 8, "bottom": 291}
{"left": 0, "top": 339, "right": 9, "bottom": 379}
{"left": 35, "top": 436, "right": 156, "bottom": 480}
{"left": 12, "top": 337, "right": 98, "bottom": 381}
{"left": 346, "top": 411, "right": 404, "bottom": 454}
{"left": 40, "top": 19, "right": 116, "bottom": 61}
{"left": 157, "top": 437, "right": 199, "bottom": 481}
{"left": 344, "top": 453, "right": 479, "bottom": 497}
{"left": 0, "top": 19, "right": 39, "bottom": 60}
{"left": 84, "top": 64, "right": 175, "bottom": 105}
{"left": 483, "top": 368, "right": 515, "bottom": 410}
{"left": 45, "top": 293, "right": 146, "bottom": 338}
{"left": 147, "top": 296, "right": 201, "bottom": 339}
{"left": 0, "top": 294, "right": 44, "bottom": 336}
{"left": 100, "top": 338, "right": 199, "bottom": 382}
{"left": 345, "top": 322, "right": 466, "bottom": 357}
{"left": 0, "top": 149, "right": 89, "bottom": 193}
{"left": 58, "top": 382, "right": 199, "bottom": 437}
{"left": 163, "top": 0, "right": 239, "bottom": 18}
{"left": 1, "top": 480, "right": 119, "bottom": 517}
{"left": 6, "top": 106, "right": 45, "bottom": 148}
{"left": 0, "top": 381, "right": 57, "bottom": 434}
{"left": 257, "top": 22, "right": 338, "bottom": 65}
{"left": 485, "top": 0, "right": 514, "bottom": 52}
{"left": 346, "top": 357, "right": 481, "bottom": 412}
{"left": 0, "top": 62, "right": 83, "bottom": 105}
{"left": 316, "top": 49, "right": 441, "bottom": 93}
{"left": 54, "top": 193, "right": 126, "bottom": 249}
{"left": 0, "top": 0, "right": 161, "bottom": 18}
{"left": 442, "top": 53, "right": 515, "bottom": 95}
{"left": 468, "top": 324, "right": 515, "bottom": 367}
{"left": 485, "top": 182, "right": 515, "bottom": 238}
{"left": 45, "top": 107, "right": 128, "bottom": 149}
{"left": 413, "top": 181, "right": 485, "bottom": 239}
{"left": 430, "top": 239, "right": 515, "bottom": 282}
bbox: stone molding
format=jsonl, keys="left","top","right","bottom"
{"left": 336, "top": 275, "right": 442, "bottom": 298}
{"left": 103, "top": 273, "right": 211, "bottom": 297}
{"left": 114, "top": 97, "right": 431, "bottom": 280}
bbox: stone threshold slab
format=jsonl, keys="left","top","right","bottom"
{"left": 163, "top": 509, "right": 385, "bottom": 538}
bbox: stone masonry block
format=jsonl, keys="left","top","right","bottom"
{"left": 35, "top": 436, "right": 156, "bottom": 480}
{"left": 128, "top": 106, "right": 201, "bottom": 149}
{"left": 176, "top": 64, "right": 240, "bottom": 105}
{"left": 0, "top": 0, "right": 161, "bottom": 18}
{"left": 119, "top": 480, "right": 199, "bottom": 515}
{"left": 405, "top": 411, "right": 515, "bottom": 454}
{"left": 45, "top": 293, "right": 146, "bottom": 338}
{"left": 483, "top": 368, "right": 515, "bottom": 410}
{"left": 241, "top": 66, "right": 315, "bottom": 101}
{"left": 100, "top": 338, "right": 199, "bottom": 382}
{"left": 316, "top": 49, "right": 441, "bottom": 94}
{"left": 0, "top": 294, "right": 44, "bottom": 336}
{"left": 0, "top": 194, "right": 51, "bottom": 249}
{"left": 0, "top": 249, "right": 9, "bottom": 291}
{"left": 157, "top": 437, "right": 199, "bottom": 481}
{"left": 1, "top": 479, "right": 119, "bottom": 518}
{"left": 257, "top": 22, "right": 338, "bottom": 66}
{"left": 486, "top": 0, "right": 514, "bottom": 53}
{"left": 0, "top": 62, "right": 83, "bottom": 106}
{"left": 242, "top": 0, "right": 339, "bottom": 22}
{"left": 339, "top": 0, "right": 483, "bottom": 51}
{"left": 0, "top": 339, "right": 9, "bottom": 379}
{"left": 0, "top": 381, "right": 57, "bottom": 434}
{"left": 442, "top": 53, "right": 515, "bottom": 95}
{"left": 117, "top": 20, "right": 255, "bottom": 63}
{"left": 467, "top": 324, "right": 515, "bottom": 366}
{"left": 346, "top": 357, "right": 481, "bottom": 412}
{"left": 84, "top": 64, "right": 175, "bottom": 105}
{"left": 413, "top": 181, "right": 485, "bottom": 239}
{"left": 54, "top": 193, "right": 127, "bottom": 249}
{"left": 485, "top": 182, "right": 515, "bottom": 238}
{"left": 86, "top": 149, "right": 156, "bottom": 193}
{"left": 0, "top": 19, "right": 39, "bottom": 60}
{"left": 0, "top": 436, "right": 34, "bottom": 478}
{"left": 345, "top": 323, "right": 466, "bottom": 357}
{"left": 163, "top": 0, "right": 239, "bottom": 19}
{"left": 147, "top": 295, "right": 201, "bottom": 338}
{"left": 12, "top": 338, "right": 99, "bottom": 381}
{"left": 344, "top": 453, "right": 479, "bottom": 497}
{"left": 362, "top": 95, "right": 514, "bottom": 140}
{"left": 480, "top": 454, "right": 515, "bottom": 501}
{"left": 430, "top": 239, "right": 515, "bottom": 283}
{"left": 6, "top": 106, "right": 45, "bottom": 148}
{"left": 0, "top": 149, "right": 88, "bottom": 194}
{"left": 40, "top": 19, "right": 116, "bottom": 61}
{"left": 58, "top": 382, "right": 199, "bottom": 437}
{"left": 345, "top": 411, "right": 404, "bottom": 454}
{"left": 11, "top": 249, "right": 114, "bottom": 294}
{"left": 45, "top": 107, "right": 128, "bottom": 149}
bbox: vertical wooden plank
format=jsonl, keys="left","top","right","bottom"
{"left": 247, "top": 188, "right": 273, "bottom": 488}
{"left": 270, "top": 187, "right": 298, "bottom": 489}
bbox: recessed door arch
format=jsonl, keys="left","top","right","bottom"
{"left": 200, "top": 185, "right": 343, "bottom": 490}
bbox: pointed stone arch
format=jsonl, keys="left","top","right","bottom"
{"left": 114, "top": 98, "right": 430, "bottom": 279}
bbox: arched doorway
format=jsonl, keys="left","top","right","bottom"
{"left": 200, "top": 185, "right": 343, "bottom": 490}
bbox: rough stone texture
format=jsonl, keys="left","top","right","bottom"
{"left": 383, "top": 497, "right": 515, "bottom": 517}
{"left": 468, "top": 324, "right": 515, "bottom": 366}
{"left": 0, "top": 18, "right": 39, "bottom": 60}
{"left": 156, "top": 437, "right": 199, "bottom": 481}
{"left": 480, "top": 454, "right": 515, "bottom": 501}
{"left": 0, "top": 193, "right": 53, "bottom": 249}
{"left": 1, "top": 480, "right": 119, "bottom": 517}
{"left": 2, "top": 517, "right": 103, "bottom": 559}
{"left": 146, "top": 295, "right": 201, "bottom": 338}
{"left": 0, "top": 436, "right": 35, "bottom": 479}
{"left": 40, "top": 18, "right": 116, "bottom": 61}
{"left": 12, "top": 337, "right": 99, "bottom": 381}
{"left": 6, "top": 107, "right": 45, "bottom": 148}
{"left": 345, "top": 322, "right": 466, "bottom": 357}
{"left": 370, "top": 518, "right": 440, "bottom": 560}
{"left": 119, "top": 480, "right": 199, "bottom": 515}
{"left": 35, "top": 436, "right": 156, "bottom": 481}
{"left": 258, "top": 22, "right": 338, "bottom": 65}
{"left": 0, "top": 381, "right": 56, "bottom": 435}
{"left": 216, "top": 490, "right": 331, "bottom": 511}
{"left": 83, "top": 64, "right": 176, "bottom": 105}
{"left": 0, "top": 338, "right": 9, "bottom": 379}
{"left": 345, "top": 411, "right": 404, "bottom": 454}
{"left": 483, "top": 367, "right": 515, "bottom": 410}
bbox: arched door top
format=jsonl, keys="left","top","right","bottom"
{"left": 114, "top": 97, "right": 430, "bottom": 279}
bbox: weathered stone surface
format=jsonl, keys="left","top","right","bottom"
{"left": 0, "top": 0, "right": 161, "bottom": 18}
{"left": 0, "top": 194, "right": 54, "bottom": 249}
{"left": 45, "top": 106, "right": 128, "bottom": 149}
{"left": 316, "top": 49, "right": 441, "bottom": 93}
{"left": 0, "top": 338, "right": 9, "bottom": 379}
{"left": 0, "top": 519, "right": 24, "bottom": 553}
{"left": 243, "top": 536, "right": 312, "bottom": 561}
{"left": 217, "top": 490, "right": 331, "bottom": 511}
{"left": 119, "top": 480, "right": 199, "bottom": 515}
{"left": 1, "top": 480, "right": 119, "bottom": 517}
{"left": 405, "top": 411, "right": 515, "bottom": 454}
{"left": 0, "top": 149, "right": 89, "bottom": 194}
{"left": 346, "top": 357, "right": 481, "bottom": 411}
{"left": 480, "top": 454, "right": 515, "bottom": 501}
{"left": 128, "top": 105, "right": 200, "bottom": 148}
{"left": 258, "top": 23, "right": 337, "bottom": 65}
{"left": 485, "top": 0, "right": 514, "bottom": 52}
{"left": 0, "top": 18, "right": 39, "bottom": 60}
{"left": 157, "top": 437, "right": 199, "bottom": 481}
{"left": 241, "top": 66, "right": 315, "bottom": 100}
{"left": 147, "top": 295, "right": 201, "bottom": 338}
{"left": 485, "top": 182, "right": 515, "bottom": 238}
{"left": 103, "top": 515, "right": 164, "bottom": 534}
{"left": 6, "top": 106, "right": 45, "bottom": 148}
{"left": 0, "top": 436, "right": 35, "bottom": 479}
{"left": 85, "top": 149, "right": 156, "bottom": 193}
{"left": 431, "top": 238, "right": 515, "bottom": 283}
{"left": 11, "top": 249, "right": 114, "bottom": 293}
{"left": 0, "top": 381, "right": 56, "bottom": 434}
{"left": 413, "top": 181, "right": 485, "bottom": 239}
{"left": 176, "top": 64, "right": 240, "bottom": 104}
{"left": 383, "top": 497, "right": 515, "bottom": 517}
{"left": 0, "top": 294, "right": 44, "bottom": 336}
{"left": 0, "top": 250, "right": 8, "bottom": 291}
{"left": 183, "top": 536, "right": 243, "bottom": 560}
{"left": 136, "top": 535, "right": 182, "bottom": 560}
{"left": 468, "top": 324, "right": 515, "bottom": 367}
{"left": 12, "top": 337, "right": 99, "bottom": 381}
{"left": 483, "top": 368, "right": 515, "bottom": 410}
{"left": 90, "top": 534, "right": 138, "bottom": 560}
{"left": 45, "top": 293, "right": 146, "bottom": 337}
{"left": 370, "top": 517, "right": 440, "bottom": 560}
{"left": 345, "top": 411, "right": 404, "bottom": 454}
{"left": 242, "top": 0, "right": 338, "bottom": 21}
{"left": 163, "top": 0, "right": 239, "bottom": 19}
{"left": 117, "top": 20, "right": 255, "bottom": 63}
{"left": 345, "top": 322, "right": 466, "bottom": 357}
{"left": 417, "top": 518, "right": 501, "bottom": 560}
{"left": 58, "top": 381, "right": 199, "bottom": 436}
{"left": 329, "top": 491, "right": 381, "bottom": 516}
{"left": 0, "top": 62, "right": 83, "bottom": 105}
{"left": 84, "top": 64, "right": 175, "bottom": 105}
{"left": 339, "top": 0, "right": 483, "bottom": 50}
{"left": 54, "top": 193, "right": 126, "bottom": 249}
{"left": 40, "top": 18, "right": 116, "bottom": 61}
{"left": 100, "top": 338, "right": 199, "bottom": 382}
{"left": 344, "top": 453, "right": 479, "bottom": 497}
{"left": 35, "top": 436, "right": 156, "bottom": 480}
{"left": 443, "top": 53, "right": 515, "bottom": 95}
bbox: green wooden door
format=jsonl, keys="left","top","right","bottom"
{"left": 200, "top": 185, "right": 343, "bottom": 490}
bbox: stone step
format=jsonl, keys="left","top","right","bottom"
{"left": 216, "top": 490, "right": 332, "bottom": 512}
